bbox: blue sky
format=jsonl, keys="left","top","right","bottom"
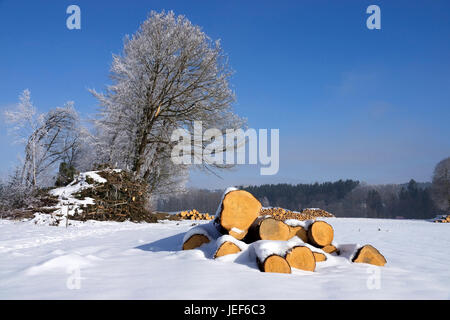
{"left": 0, "top": 0, "right": 449, "bottom": 188}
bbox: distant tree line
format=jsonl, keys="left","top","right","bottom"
{"left": 157, "top": 176, "right": 447, "bottom": 219}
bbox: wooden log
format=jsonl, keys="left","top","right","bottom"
{"left": 217, "top": 190, "right": 261, "bottom": 240}
{"left": 214, "top": 241, "right": 242, "bottom": 258}
{"left": 259, "top": 218, "right": 291, "bottom": 240}
{"left": 182, "top": 234, "right": 210, "bottom": 250}
{"left": 288, "top": 225, "right": 308, "bottom": 242}
{"left": 257, "top": 254, "right": 291, "bottom": 274}
{"left": 352, "top": 245, "right": 387, "bottom": 266}
{"left": 307, "top": 221, "right": 334, "bottom": 247}
{"left": 313, "top": 252, "right": 327, "bottom": 262}
{"left": 322, "top": 244, "right": 339, "bottom": 255}
{"left": 285, "top": 246, "right": 316, "bottom": 271}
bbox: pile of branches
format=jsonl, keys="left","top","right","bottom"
{"left": 71, "top": 170, "right": 157, "bottom": 223}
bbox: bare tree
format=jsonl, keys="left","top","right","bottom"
{"left": 91, "top": 11, "right": 246, "bottom": 197}
{"left": 4, "top": 90, "right": 82, "bottom": 187}
{"left": 432, "top": 157, "right": 450, "bottom": 212}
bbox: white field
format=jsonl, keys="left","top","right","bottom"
{"left": 0, "top": 217, "right": 449, "bottom": 299}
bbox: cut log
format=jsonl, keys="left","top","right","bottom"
{"left": 182, "top": 234, "right": 210, "bottom": 250}
{"left": 214, "top": 241, "right": 242, "bottom": 258}
{"left": 288, "top": 225, "right": 308, "bottom": 242}
{"left": 313, "top": 252, "right": 327, "bottom": 262}
{"left": 307, "top": 221, "right": 334, "bottom": 247}
{"left": 322, "top": 244, "right": 339, "bottom": 255}
{"left": 352, "top": 245, "right": 387, "bottom": 266}
{"left": 285, "top": 246, "right": 316, "bottom": 271}
{"left": 257, "top": 254, "right": 291, "bottom": 274}
{"left": 258, "top": 218, "right": 291, "bottom": 240}
{"left": 217, "top": 190, "right": 261, "bottom": 240}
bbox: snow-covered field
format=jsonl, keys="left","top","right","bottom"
{"left": 1, "top": 217, "right": 449, "bottom": 299}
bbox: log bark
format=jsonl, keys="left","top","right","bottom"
{"left": 217, "top": 190, "right": 261, "bottom": 240}
{"left": 307, "top": 221, "right": 334, "bottom": 247}
{"left": 257, "top": 254, "right": 291, "bottom": 274}
{"left": 182, "top": 234, "right": 210, "bottom": 250}
{"left": 214, "top": 241, "right": 241, "bottom": 258}
{"left": 285, "top": 246, "right": 316, "bottom": 271}
{"left": 352, "top": 245, "right": 387, "bottom": 266}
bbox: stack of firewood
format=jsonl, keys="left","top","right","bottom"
{"left": 260, "top": 207, "right": 334, "bottom": 221}
{"left": 433, "top": 214, "right": 450, "bottom": 223}
{"left": 182, "top": 189, "right": 387, "bottom": 274}
{"left": 176, "top": 209, "right": 214, "bottom": 221}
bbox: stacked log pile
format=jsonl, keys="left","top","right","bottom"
{"left": 433, "top": 214, "right": 450, "bottom": 223}
{"left": 182, "top": 188, "right": 387, "bottom": 274}
{"left": 260, "top": 207, "right": 334, "bottom": 220}
{"left": 176, "top": 209, "right": 214, "bottom": 221}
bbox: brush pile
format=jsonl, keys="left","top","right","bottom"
{"left": 45, "top": 169, "right": 157, "bottom": 223}
{"left": 182, "top": 188, "right": 387, "bottom": 274}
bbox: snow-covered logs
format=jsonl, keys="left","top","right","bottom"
{"left": 182, "top": 188, "right": 387, "bottom": 273}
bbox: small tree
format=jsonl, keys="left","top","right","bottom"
{"left": 91, "top": 11, "right": 245, "bottom": 198}
{"left": 4, "top": 90, "right": 83, "bottom": 188}
{"left": 431, "top": 157, "right": 450, "bottom": 213}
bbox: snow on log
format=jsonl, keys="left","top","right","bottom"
{"left": 251, "top": 240, "right": 292, "bottom": 273}
{"left": 307, "top": 221, "right": 334, "bottom": 247}
{"left": 182, "top": 222, "right": 220, "bottom": 250}
{"left": 352, "top": 245, "right": 387, "bottom": 266}
{"left": 215, "top": 189, "right": 261, "bottom": 240}
{"left": 214, "top": 235, "right": 248, "bottom": 259}
{"left": 285, "top": 246, "right": 316, "bottom": 271}
{"left": 214, "top": 241, "right": 241, "bottom": 258}
{"left": 182, "top": 234, "right": 210, "bottom": 250}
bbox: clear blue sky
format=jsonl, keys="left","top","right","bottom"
{"left": 1, "top": 0, "right": 449, "bottom": 189}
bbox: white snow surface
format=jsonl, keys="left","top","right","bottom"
{"left": 48, "top": 171, "right": 111, "bottom": 217}
{"left": 1, "top": 217, "right": 450, "bottom": 299}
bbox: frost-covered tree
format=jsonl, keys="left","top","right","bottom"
{"left": 4, "top": 90, "right": 83, "bottom": 187}
{"left": 91, "top": 11, "right": 245, "bottom": 196}
{"left": 432, "top": 157, "right": 450, "bottom": 212}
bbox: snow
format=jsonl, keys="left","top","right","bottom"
{"left": 1, "top": 217, "right": 450, "bottom": 299}
{"left": 47, "top": 171, "right": 109, "bottom": 218}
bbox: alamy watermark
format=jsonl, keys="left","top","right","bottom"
{"left": 366, "top": 265, "right": 381, "bottom": 290}
{"left": 171, "top": 121, "right": 279, "bottom": 175}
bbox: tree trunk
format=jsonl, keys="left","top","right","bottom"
{"left": 352, "top": 245, "right": 387, "bottom": 266}
{"left": 307, "top": 221, "right": 334, "bottom": 247}
{"left": 214, "top": 241, "right": 241, "bottom": 258}
{"left": 257, "top": 254, "right": 291, "bottom": 274}
{"left": 182, "top": 234, "right": 210, "bottom": 250}
{"left": 216, "top": 190, "right": 261, "bottom": 240}
{"left": 285, "top": 246, "right": 316, "bottom": 271}
{"left": 246, "top": 217, "right": 291, "bottom": 242}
